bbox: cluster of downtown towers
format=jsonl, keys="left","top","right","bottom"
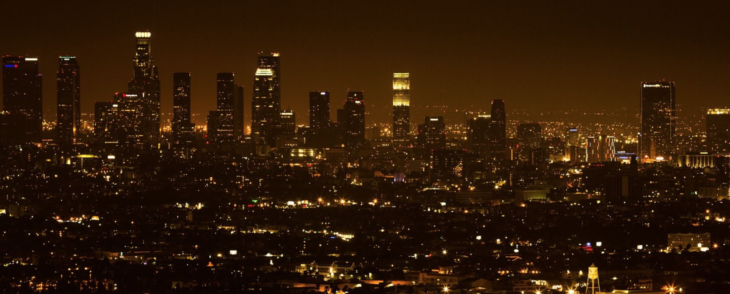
{"left": 1, "top": 31, "right": 691, "bottom": 163}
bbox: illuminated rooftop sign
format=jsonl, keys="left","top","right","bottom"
{"left": 255, "top": 69, "right": 273, "bottom": 76}
{"left": 708, "top": 108, "right": 730, "bottom": 115}
{"left": 135, "top": 32, "right": 151, "bottom": 38}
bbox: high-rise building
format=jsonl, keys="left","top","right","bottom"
{"left": 517, "top": 123, "right": 541, "bottom": 163}
{"left": 586, "top": 136, "right": 599, "bottom": 162}
{"left": 252, "top": 52, "right": 281, "bottom": 145}
{"left": 279, "top": 109, "right": 296, "bottom": 135}
{"left": 639, "top": 80, "right": 675, "bottom": 162}
{"left": 2, "top": 56, "right": 42, "bottom": 143}
{"left": 208, "top": 73, "right": 235, "bottom": 145}
{"left": 602, "top": 135, "right": 616, "bottom": 162}
{"left": 418, "top": 116, "right": 446, "bottom": 150}
{"left": 57, "top": 56, "right": 80, "bottom": 146}
{"left": 234, "top": 85, "right": 244, "bottom": 140}
{"left": 393, "top": 73, "right": 410, "bottom": 142}
{"left": 172, "top": 72, "right": 194, "bottom": 148}
{"left": 127, "top": 31, "right": 161, "bottom": 148}
{"left": 565, "top": 127, "right": 585, "bottom": 162}
{"left": 707, "top": 108, "right": 730, "bottom": 153}
{"left": 468, "top": 115, "right": 491, "bottom": 157}
{"left": 309, "top": 91, "right": 330, "bottom": 131}
{"left": 114, "top": 92, "right": 144, "bottom": 149}
{"left": 488, "top": 99, "right": 506, "bottom": 162}
{"left": 94, "top": 101, "right": 119, "bottom": 146}
{"left": 343, "top": 91, "right": 366, "bottom": 150}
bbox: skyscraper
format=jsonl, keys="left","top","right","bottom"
{"left": 252, "top": 52, "right": 281, "bottom": 145}
{"left": 234, "top": 85, "right": 244, "bottom": 140}
{"left": 488, "top": 99, "right": 507, "bottom": 162}
{"left": 639, "top": 80, "right": 675, "bottom": 162}
{"left": 468, "top": 115, "right": 491, "bottom": 157}
{"left": 172, "top": 72, "right": 194, "bottom": 148}
{"left": 706, "top": 108, "right": 730, "bottom": 153}
{"left": 418, "top": 116, "right": 446, "bottom": 150}
{"left": 343, "top": 91, "right": 365, "bottom": 150}
{"left": 2, "top": 56, "right": 42, "bottom": 143}
{"left": 279, "top": 109, "right": 296, "bottom": 135}
{"left": 127, "top": 31, "right": 161, "bottom": 148}
{"left": 208, "top": 73, "right": 235, "bottom": 145}
{"left": 114, "top": 92, "right": 144, "bottom": 149}
{"left": 392, "top": 73, "right": 410, "bottom": 143}
{"left": 517, "top": 123, "right": 541, "bottom": 163}
{"left": 57, "top": 56, "right": 80, "bottom": 146}
{"left": 94, "top": 101, "right": 118, "bottom": 146}
{"left": 309, "top": 91, "right": 330, "bottom": 131}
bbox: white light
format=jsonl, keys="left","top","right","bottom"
{"left": 135, "top": 32, "right": 151, "bottom": 38}
{"left": 25, "top": 57, "right": 38, "bottom": 61}
{"left": 255, "top": 69, "right": 273, "bottom": 76}
{"left": 229, "top": 250, "right": 237, "bottom": 255}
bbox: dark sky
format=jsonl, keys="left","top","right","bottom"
{"left": 2, "top": 0, "right": 730, "bottom": 125}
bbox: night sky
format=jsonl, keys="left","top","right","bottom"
{"left": 2, "top": 0, "right": 730, "bottom": 125}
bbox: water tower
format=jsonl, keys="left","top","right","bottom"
{"left": 587, "top": 264, "right": 601, "bottom": 294}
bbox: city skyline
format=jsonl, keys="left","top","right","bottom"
{"left": 2, "top": 1, "right": 730, "bottom": 126}
{"left": 3, "top": 2, "right": 730, "bottom": 293}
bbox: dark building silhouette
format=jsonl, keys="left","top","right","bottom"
{"left": 94, "top": 101, "right": 118, "bottom": 146}
{"left": 468, "top": 115, "right": 491, "bottom": 157}
{"left": 488, "top": 99, "right": 507, "bottom": 162}
{"left": 2, "top": 56, "right": 42, "bottom": 143}
{"left": 343, "top": 91, "right": 365, "bottom": 150}
{"left": 234, "top": 85, "right": 244, "bottom": 140}
{"left": 392, "top": 73, "right": 410, "bottom": 144}
{"left": 639, "top": 80, "right": 675, "bottom": 162}
{"left": 279, "top": 109, "right": 296, "bottom": 135}
{"left": 114, "top": 92, "right": 144, "bottom": 149}
{"left": 172, "top": 72, "right": 194, "bottom": 148}
{"left": 252, "top": 52, "right": 281, "bottom": 145}
{"left": 418, "top": 116, "right": 446, "bottom": 150}
{"left": 309, "top": 91, "right": 330, "bottom": 131}
{"left": 208, "top": 73, "right": 236, "bottom": 146}
{"left": 127, "top": 31, "right": 161, "bottom": 148}
{"left": 56, "top": 56, "right": 80, "bottom": 146}
{"left": 517, "top": 123, "right": 541, "bottom": 163}
{"left": 706, "top": 108, "right": 730, "bottom": 153}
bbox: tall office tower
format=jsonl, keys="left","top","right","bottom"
{"left": 279, "top": 109, "right": 296, "bottom": 135}
{"left": 252, "top": 52, "right": 281, "bottom": 145}
{"left": 309, "top": 91, "right": 330, "bottom": 131}
{"left": 565, "top": 127, "right": 585, "bottom": 162}
{"left": 392, "top": 73, "right": 410, "bottom": 142}
{"left": 234, "top": 85, "right": 244, "bottom": 140}
{"left": 56, "top": 56, "right": 81, "bottom": 146}
{"left": 707, "top": 109, "right": 730, "bottom": 153}
{"left": 488, "top": 99, "right": 507, "bottom": 161}
{"left": 127, "top": 31, "right": 161, "bottom": 148}
{"left": 467, "top": 115, "right": 491, "bottom": 157}
{"left": 602, "top": 135, "right": 616, "bottom": 161}
{"left": 2, "top": 56, "right": 42, "bottom": 143}
{"left": 343, "top": 91, "right": 366, "bottom": 150}
{"left": 172, "top": 72, "right": 194, "bottom": 147}
{"left": 418, "top": 116, "right": 446, "bottom": 150}
{"left": 585, "top": 136, "right": 599, "bottom": 162}
{"left": 207, "top": 72, "right": 235, "bottom": 145}
{"left": 114, "top": 92, "right": 144, "bottom": 149}
{"left": 640, "top": 80, "right": 675, "bottom": 162}
{"left": 206, "top": 110, "right": 222, "bottom": 146}
{"left": 94, "top": 101, "right": 119, "bottom": 146}
{"left": 517, "top": 123, "right": 541, "bottom": 163}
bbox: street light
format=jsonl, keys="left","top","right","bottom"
{"left": 443, "top": 286, "right": 449, "bottom": 293}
